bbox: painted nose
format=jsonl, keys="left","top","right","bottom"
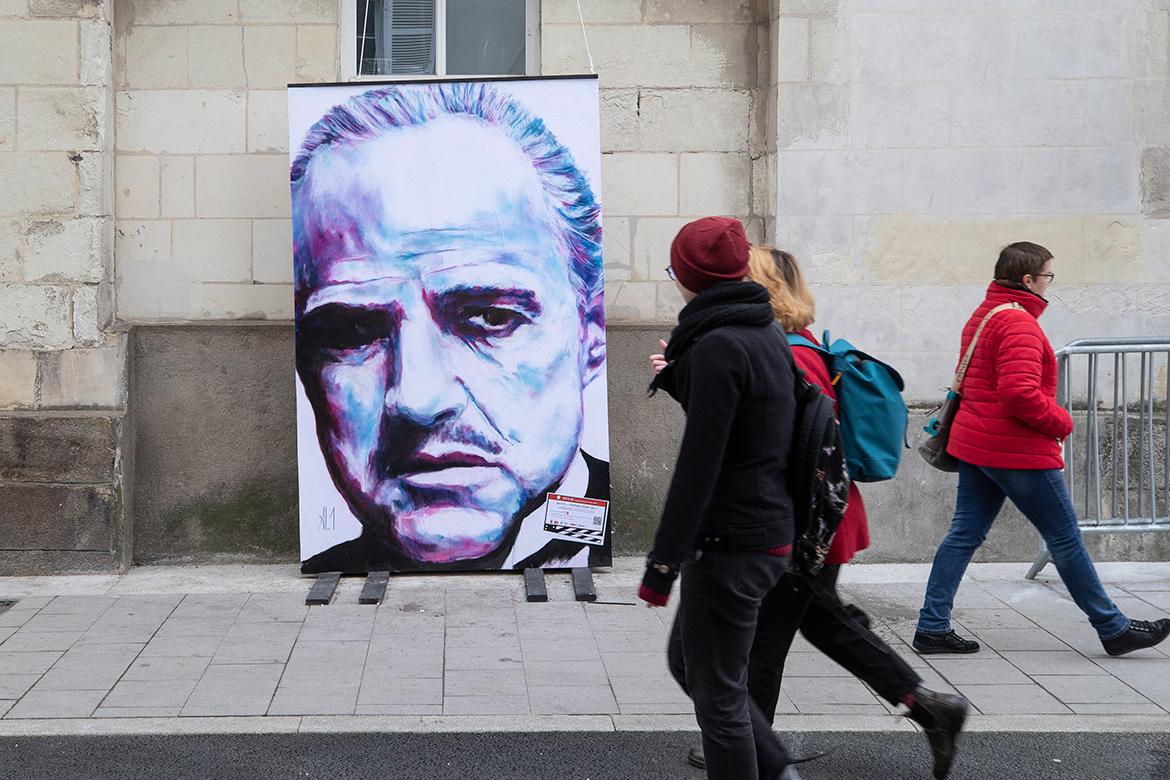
{"left": 385, "top": 318, "right": 467, "bottom": 426}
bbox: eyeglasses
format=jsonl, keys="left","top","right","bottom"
{"left": 1035, "top": 272, "right": 1055, "bottom": 282}
{"left": 665, "top": 266, "right": 677, "bottom": 281}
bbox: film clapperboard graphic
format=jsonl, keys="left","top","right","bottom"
{"left": 544, "top": 494, "right": 609, "bottom": 546}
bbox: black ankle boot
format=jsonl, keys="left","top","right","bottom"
{"left": 906, "top": 685, "right": 968, "bottom": 780}
{"left": 685, "top": 743, "right": 826, "bottom": 773}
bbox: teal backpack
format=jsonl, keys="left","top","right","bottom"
{"left": 787, "top": 331, "right": 908, "bottom": 482}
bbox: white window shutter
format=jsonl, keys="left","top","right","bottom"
{"left": 386, "top": 0, "right": 436, "bottom": 75}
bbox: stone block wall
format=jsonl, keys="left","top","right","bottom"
{"left": 0, "top": 0, "right": 117, "bottom": 404}
{"left": 0, "top": 0, "right": 124, "bottom": 574}
{"left": 768, "top": 0, "right": 1170, "bottom": 405}
{"left": 112, "top": 0, "right": 337, "bottom": 322}
{"left": 106, "top": 0, "right": 335, "bottom": 567}
{"left": 0, "top": 414, "right": 122, "bottom": 574}
{"left": 541, "top": 0, "right": 769, "bottom": 322}
{"left": 2, "top": 0, "right": 1169, "bottom": 572}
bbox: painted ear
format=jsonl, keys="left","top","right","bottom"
{"left": 582, "top": 302, "right": 606, "bottom": 385}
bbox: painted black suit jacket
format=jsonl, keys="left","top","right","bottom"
{"left": 300, "top": 452, "right": 610, "bottom": 574}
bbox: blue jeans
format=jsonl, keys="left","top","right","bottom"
{"left": 668, "top": 548, "right": 792, "bottom": 780}
{"left": 918, "top": 461, "right": 1130, "bottom": 641}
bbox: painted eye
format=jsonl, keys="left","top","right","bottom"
{"left": 298, "top": 305, "right": 391, "bottom": 359}
{"left": 430, "top": 288, "right": 542, "bottom": 344}
{"left": 463, "top": 306, "right": 529, "bottom": 336}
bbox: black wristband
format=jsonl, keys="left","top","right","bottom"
{"left": 641, "top": 557, "right": 679, "bottom": 595}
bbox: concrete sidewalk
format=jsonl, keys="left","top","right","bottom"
{"left": 1, "top": 559, "right": 1169, "bottom": 737}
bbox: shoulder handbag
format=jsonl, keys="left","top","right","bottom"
{"left": 918, "top": 302, "right": 1021, "bottom": 472}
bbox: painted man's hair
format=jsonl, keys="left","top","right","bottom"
{"left": 291, "top": 82, "right": 603, "bottom": 321}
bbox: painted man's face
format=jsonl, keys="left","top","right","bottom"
{"left": 294, "top": 116, "right": 603, "bottom": 564}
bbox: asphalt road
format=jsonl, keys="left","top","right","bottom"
{"left": 1, "top": 731, "right": 1168, "bottom": 780}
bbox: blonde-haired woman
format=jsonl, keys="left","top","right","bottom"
{"left": 744, "top": 245, "right": 968, "bottom": 780}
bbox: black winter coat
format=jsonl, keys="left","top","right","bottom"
{"left": 643, "top": 321, "right": 797, "bottom": 599}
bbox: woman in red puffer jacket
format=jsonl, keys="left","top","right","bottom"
{"left": 915, "top": 242, "right": 1169, "bottom": 658}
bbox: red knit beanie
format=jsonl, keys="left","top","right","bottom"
{"left": 670, "top": 217, "right": 750, "bottom": 294}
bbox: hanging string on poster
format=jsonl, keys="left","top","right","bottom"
{"left": 576, "top": 0, "right": 597, "bottom": 74}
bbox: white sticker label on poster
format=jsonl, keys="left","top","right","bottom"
{"left": 544, "top": 494, "right": 609, "bottom": 546}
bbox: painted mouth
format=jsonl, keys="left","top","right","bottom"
{"left": 393, "top": 451, "right": 502, "bottom": 488}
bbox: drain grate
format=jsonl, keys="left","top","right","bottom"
{"left": 0, "top": 600, "right": 16, "bottom": 615}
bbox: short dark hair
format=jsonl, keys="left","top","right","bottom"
{"left": 290, "top": 82, "right": 603, "bottom": 322}
{"left": 994, "top": 242, "right": 1052, "bottom": 284}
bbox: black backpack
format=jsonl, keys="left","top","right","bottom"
{"left": 786, "top": 367, "right": 851, "bottom": 576}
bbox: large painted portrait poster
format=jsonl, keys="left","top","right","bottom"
{"left": 289, "top": 77, "right": 610, "bottom": 574}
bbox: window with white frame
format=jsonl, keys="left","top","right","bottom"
{"left": 342, "top": 0, "right": 539, "bottom": 80}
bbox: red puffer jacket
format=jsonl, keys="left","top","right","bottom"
{"left": 792, "top": 328, "right": 869, "bottom": 564}
{"left": 946, "top": 283, "right": 1073, "bottom": 470}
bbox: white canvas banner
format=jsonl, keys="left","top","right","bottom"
{"left": 288, "top": 77, "right": 609, "bottom": 573}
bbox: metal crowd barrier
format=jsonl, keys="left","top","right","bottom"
{"left": 1026, "top": 338, "right": 1170, "bottom": 579}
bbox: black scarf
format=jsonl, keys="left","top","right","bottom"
{"left": 648, "top": 280, "right": 774, "bottom": 395}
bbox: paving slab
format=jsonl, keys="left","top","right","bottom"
{"left": 971, "top": 627, "right": 1074, "bottom": 652}
{"left": 1034, "top": 674, "right": 1154, "bottom": 705}
{"left": 37, "top": 596, "right": 116, "bottom": 615}
{"left": 101, "top": 678, "right": 199, "bottom": 709}
{"left": 0, "top": 675, "right": 39, "bottom": 700}
{"left": 445, "top": 667, "right": 526, "bottom": 698}
{"left": 136, "top": 635, "right": 225, "bottom": 659}
{"left": 33, "top": 643, "right": 143, "bottom": 691}
{"left": 444, "top": 646, "right": 525, "bottom": 672}
{"left": 356, "top": 677, "right": 443, "bottom": 707}
{"left": 5, "top": 688, "right": 106, "bottom": 719}
{"left": 782, "top": 676, "right": 886, "bottom": 710}
{"left": 528, "top": 657, "right": 609, "bottom": 686}
{"left": 180, "top": 664, "right": 283, "bottom": 717}
{"left": 363, "top": 644, "right": 444, "bottom": 678}
{"left": 442, "top": 694, "right": 530, "bottom": 715}
{"left": 518, "top": 634, "right": 602, "bottom": 662}
{"left": 153, "top": 616, "right": 238, "bottom": 638}
{"left": 601, "top": 650, "right": 668, "bottom": 677}
{"left": 212, "top": 623, "right": 300, "bottom": 665}
{"left": 999, "top": 649, "right": 1110, "bottom": 676}
{"left": 0, "top": 631, "right": 86, "bottom": 653}
{"left": 18, "top": 612, "right": 101, "bottom": 634}
{"left": 608, "top": 673, "right": 692, "bottom": 710}
{"left": 528, "top": 685, "right": 619, "bottom": 715}
{"left": 120, "top": 656, "right": 211, "bottom": 681}
{"left": 924, "top": 656, "right": 1034, "bottom": 686}
{"left": 234, "top": 594, "right": 309, "bottom": 624}
{"left": 0, "top": 651, "right": 62, "bottom": 676}
{"left": 957, "top": 683, "right": 1072, "bottom": 715}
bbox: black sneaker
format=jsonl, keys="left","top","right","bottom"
{"left": 913, "top": 630, "right": 980, "bottom": 655}
{"left": 1102, "top": 618, "right": 1170, "bottom": 656}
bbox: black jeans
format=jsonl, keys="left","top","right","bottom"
{"left": 667, "top": 548, "right": 792, "bottom": 780}
{"left": 749, "top": 564, "right": 922, "bottom": 720}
